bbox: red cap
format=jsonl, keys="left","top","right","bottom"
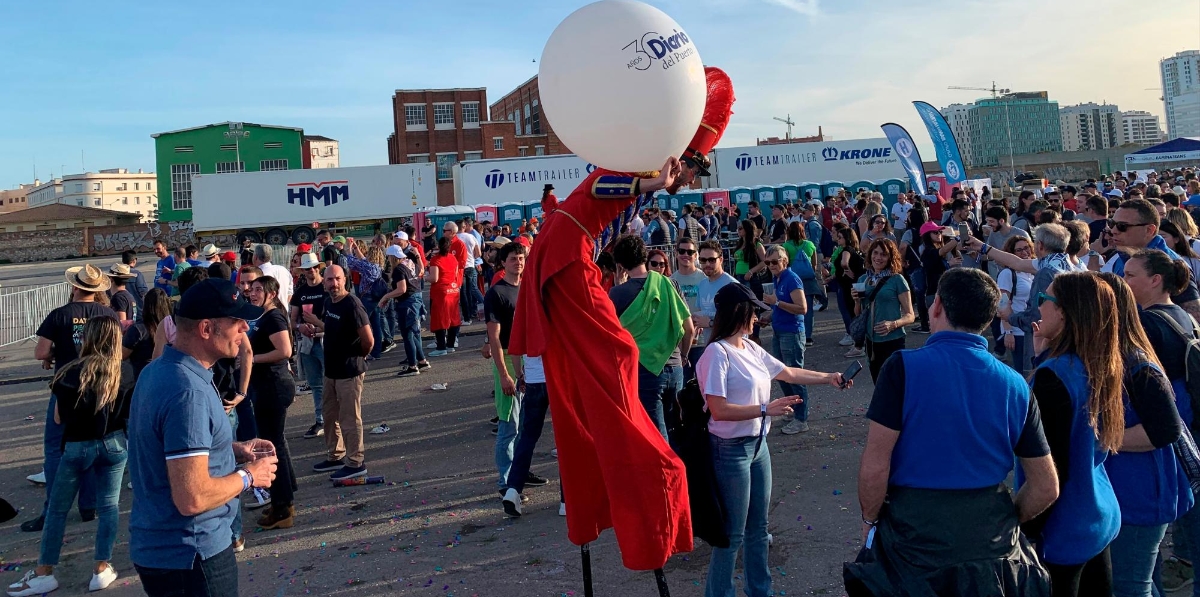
{"left": 221, "top": 251, "right": 237, "bottom": 262}
{"left": 514, "top": 235, "right": 532, "bottom": 248}
{"left": 297, "top": 243, "right": 312, "bottom": 253}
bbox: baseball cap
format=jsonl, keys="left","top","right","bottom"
{"left": 1043, "top": 186, "right": 1060, "bottom": 196}
{"left": 1061, "top": 185, "right": 1077, "bottom": 194}
{"left": 1173, "top": 185, "right": 1187, "bottom": 195}
{"left": 714, "top": 282, "right": 770, "bottom": 311}
{"left": 385, "top": 245, "right": 404, "bottom": 259}
{"left": 297, "top": 243, "right": 312, "bottom": 253}
{"left": 332, "top": 235, "right": 347, "bottom": 245}
{"left": 176, "top": 278, "right": 264, "bottom": 322}
{"left": 221, "top": 251, "right": 237, "bottom": 262}
{"left": 514, "top": 235, "right": 532, "bottom": 248}
{"left": 1106, "top": 189, "right": 1124, "bottom": 198}
{"left": 394, "top": 231, "right": 409, "bottom": 241}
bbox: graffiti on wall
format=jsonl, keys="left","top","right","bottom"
{"left": 88, "top": 220, "right": 233, "bottom": 255}
{"left": 967, "top": 161, "right": 1099, "bottom": 188}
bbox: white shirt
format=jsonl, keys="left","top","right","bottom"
{"left": 457, "top": 232, "right": 481, "bottom": 267}
{"left": 628, "top": 216, "right": 645, "bottom": 234}
{"left": 258, "top": 261, "right": 294, "bottom": 308}
{"left": 891, "top": 201, "right": 912, "bottom": 229}
{"left": 697, "top": 339, "right": 786, "bottom": 439}
{"left": 997, "top": 269, "right": 1033, "bottom": 336}
{"left": 523, "top": 355, "right": 545, "bottom": 383}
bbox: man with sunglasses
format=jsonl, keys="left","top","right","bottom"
{"left": 690, "top": 240, "right": 739, "bottom": 366}
{"left": 671, "top": 237, "right": 706, "bottom": 307}
{"left": 1041, "top": 187, "right": 1076, "bottom": 221}
{"left": 1102, "top": 198, "right": 1200, "bottom": 319}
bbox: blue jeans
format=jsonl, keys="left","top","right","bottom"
{"left": 1007, "top": 334, "right": 1029, "bottom": 375}
{"left": 1171, "top": 504, "right": 1200, "bottom": 596}
{"left": 42, "top": 394, "right": 97, "bottom": 516}
{"left": 770, "top": 329, "right": 809, "bottom": 421}
{"left": 836, "top": 284, "right": 854, "bottom": 333}
{"left": 40, "top": 432, "right": 127, "bottom": 565}
{"left": 397, "top": 294, "right": 426, "bottom": 367}
{"left": 803, "top": 293, "right": 816, "bottom": 342}
{"left": 136, "top": 545, "right": 239, "bottom": 597}
{"left": 227, "top": 411, "right": 242, "bottom": 542}
{"left": 637, "top": 364, "right": 682, "bottom": 440}
{"left": 706, "top": 435, "right": 772, "bottom": 597}
{"left": 460, "top": 267, "right": 485, "bottom": 321}
{"left": 506, "top": 382, "right": 549, "bottom": 493}
{"left": 364, "top": 298, "right": 383, "bottom": 359}
{"left": 384, "top": 299, "right": 398, "bottom": 345}
{"left": 299, "top": 340, "right": 325, "bottom": 425}
{"left": 494, "top": 383, "right": 522, "bottom": 491}
{"left": 1110, "top": 523, "right": 1167, "bottom": 597}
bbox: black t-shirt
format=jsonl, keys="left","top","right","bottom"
{"left": 122, "top": 323, "right": 155, "bottom": 378}
{"left": 483, "top": 279, "right": 520, "bottom": 349}
{"left": 748, "top": 214, "right": 767, "bottom": 237}
{"left": 769, "top": 218, "right": 788, "bottom": 243}
{"left": 290, "top": 279, "right": 329, "bottom": 326}
{"left": 1140, "top": 304, "right": 1195, "bottom": 383}
{"left": 322, "top": 245, "right": 342, "bottom": 265}
{"left": 248, "top": 308, "right": 290, "bottom": 375}
{"left": 52, "top": 361, "right": 135, "bottom": 447}
{"left": 110, "top": 289, "right": 137, "bottom": 321}
{"left": 323, "top": 294, "right": 370, "bottom": 379}
{"left": 919, "top": 245, "right": 947, "bottom": 291}
{"left": 391, "top": 262, "right": 419, "bottom": 302}
{"left": 867, "top": 353, "right": 1049, "bottom": 459}
{"left": 37, "top": 302, "right": 117, "bottom": 371}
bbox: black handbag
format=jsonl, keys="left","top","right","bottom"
{"left": 667, "top": 376, "right": 730, "bottom": 548}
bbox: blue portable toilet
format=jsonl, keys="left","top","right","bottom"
{"left": 821, "top": 181, "right": 845, "bottom": 200}
{"left": 427, "top": 206, "right": 477, "bottom": 238}
{"left": 730, "top": 187, "right": 753, "bottom": 212}
{"left": 678, "top": 190, "right": 703, "bottom": 210}
{"left": 498, "top": 202, "right": 525, "bottom": 231}
{"left": 848, "top": 181, "right": 876, "bottom": 197}
{"left": 878, "top": 178, "right": 908, "bottom": 212}
{"left": 526, "top": 199, "right": 547, "bottom": 221}
{"left": 753, "top": 185, "right": 776, "bottom": 211}
{"left": 800, "top": 183, "right": 823, "bottom": 204}
{"left": 652, "top": 190, "right": 671, "bottom": 211}
{"left": 777, "top": 184, "right": 800, "bottom": 206}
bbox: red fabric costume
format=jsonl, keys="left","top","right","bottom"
{"left": 510, "top": 68, "right": 735, "bottom": 571}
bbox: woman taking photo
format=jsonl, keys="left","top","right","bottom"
{"left": 122, "top": 288, "right": 171, "bottom": 379}
{"left": 997, "top": 236, "right": 1035, "bottom": 373}
{"left": 899, "top": 206, "right": 930, "bottom": 333}
{"left": 1025, "top": 272, "right": 1123, "bottom": 596}
{"left": 851, "top": 239, "right": 914, "bottom": 380}
{"left": 1096, "top": 272, "right": 1188, "bottom": 597}
{"left": 11, "top": 317, "right": 132, "bottom": 595}
{"left": 918, "top": 221, "right": 962, "bottom": 311}
{"left": 244, "top": 276, "right": 298, "bottom": 531}
{"left": 427, "top": 235, "right": 462, "bottom": 357}
{"left": 697, "top": 283, "right": 848, "bottom": 597}
{"left": 761, "top": 246, "right": 810, "bottom": 435}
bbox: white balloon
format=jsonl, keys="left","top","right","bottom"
{"left": 538, "top": 0, "right": 706, "bottom": 173}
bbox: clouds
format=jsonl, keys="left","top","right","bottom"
{"left": 762, "top": 0, "right": 819, "bottom": 16}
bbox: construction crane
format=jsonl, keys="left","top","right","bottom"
{"left": 773, "top": 114, "right": 795, "bottom": 140}
{"left": 948, "top": 82, "right": 1016, "bottom": 184}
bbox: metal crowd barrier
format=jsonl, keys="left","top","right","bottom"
{"left": 0, "top": 282, "right": 72, "bottom": 347}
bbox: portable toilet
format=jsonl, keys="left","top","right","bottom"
{"left": 498, "top": 202, "right": 525, "bottom": 231}
{"left": 730, "top": 186, "right": 753, "bottom": 212}
{"left": 703, "top": 188, "right": 730, "bottom": 209}
{"left": 878, "top": 179, "right": 907, "bottom": 212}
{"left": 650, "top": 190, "right": 669, "bottom": 211}
{"left": 475, "top": 204, "right": 499, "bottom": 227}
{"left": 752, "top": 185, "right": 776, "bottom": 211}
{"left": 678, "top": 189, "right": 703, "bottom": 210}
{"left": 821, "top": 181, "right": 845, "bottom": 200}
{"left": 800, "top": 183, "right": 823, "bottom": 204}
{"left": 427, "top": 206, "right": 477, "bottom": 238}
{"left": 526, "top": 199, "right": 546, "bottom": 221}
{"left": 777, "top": 184, "right": 800, "bottom": 206}
{"left": 848, "top": 181, "right": 876, "bottom": 197}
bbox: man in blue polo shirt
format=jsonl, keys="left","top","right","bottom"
{"left": 1102, "top": 198, "right": 1200, "bottom": 321}
{"left": 128, "top": 279, "right": 278, "bottom": 597}
{"left": 845, "top": 268, "right": 1060, "bottom": 594}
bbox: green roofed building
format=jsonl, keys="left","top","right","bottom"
{"left": 151, "top": 122, "right": 304, "bottom": 222}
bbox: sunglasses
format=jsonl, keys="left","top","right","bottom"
{"left": 649, "top": 261, "right": 667, "bottom": 268}
{"left": 698, "top": 257, "right": 719, "bottom": 264}
{"left": 1036, "top": 292, "right": 1058, "bottom": 307}
{"left": 1106, "top": 219, "right": 1150, "bottom": 233}
{"left": 677, "top": 249, "right": 697, "bottom": 255}
{"left": 764, "top": 260, "right": 781, "bottom": 266}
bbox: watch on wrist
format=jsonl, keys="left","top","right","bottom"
{"left": 760, "top": 403, "right": 767, "bottom": 417}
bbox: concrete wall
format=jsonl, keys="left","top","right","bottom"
{"left": 0, "top": 220, "right": 240, "bottom": 263}
{"left": 0, "top": 229, "right": 88, "bottom": 263}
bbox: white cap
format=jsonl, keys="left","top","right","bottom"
{"left": 385, "top": 245, "right": 404, "bottom": 258}
{"left": 1173, "top": 185, "right": 1187, "bottom": 195}
{"left": 393, "top": 231, "right": 409, "bottom": 241}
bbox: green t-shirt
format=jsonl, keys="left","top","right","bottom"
{"left": 784, "top": 240, "right": 815, "bottom": 267}
{"left": 856, "top": 273, "right": 910, "bottom": 343}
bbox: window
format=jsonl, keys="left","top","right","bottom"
{"left": 436, "top": 153, "right": 457, "bottom": 180}
{"left": 311, "top": 147, "right": 319, "bottom": 156}
{"left": 122, "top": 197, "right": 128, "bottom": 205}
{"left": 174, "top": 146, "right": 194, "bottom": 153}
{"left": 220, "top": 144, "right": 237, "bottom": 151}
{"left": 464, "top": 151, "right": 482, "bottom": 162}
{"left": 405, "top": 104, "right": 427, "bottom": 130}
{"left": 147, "top": 182, "right": 152, "bottom": 191}
{"left": 434, "top": 103, "right": 455, "bottom": 129}
{"left": 134, "top": 183, "right": 139, "bottom": 190}
{"left": 524, "top": 103, "right": 531, "bottom": 135}
{"left": 216, "top": 161, "right": 244, "bottom": 174}
{"left": 510, "top": 113, "right": 520, "bottom": 135}
{"left": 493, "top": 137, "right": 504, "bottom": 151}
{"left": 407, "top": 154, "right": 430, "bottom": 163}
{"left": 462, "top": 102, "right": 480, "bottom": 127}
{"left": 135, "top": 197, "right": 140, "bottom": 204}
{"left": 519, "top": 147, "right": 528, "bottom": 157}
{"left": 535, "top": 145, "right": 545, "bottom": 156}
{"left": 170, "top": 163, "right": 200, "bottom": 211}
{"left": 263, "top": 142, "right": 283, "bottom": 149}
{"left": 75, "top": 184, "right": 84, "bottom": 192}
{"left": 260, "top": 159, "right": 288, "bottom": 171}
{"left": 531, "top": 99, "right": 541, "bottom": 134}
{"left": 94, "top": 199, "right": 101, "bottom": 206}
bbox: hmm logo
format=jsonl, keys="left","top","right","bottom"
{"left": 735, "top": 153, "right": 752, "bottom": 171}
{"left": 485, "top": 169, "right": 504, "bottom": 189}
{"left": 287, "top": 180, "right": 349, "bottom": 207}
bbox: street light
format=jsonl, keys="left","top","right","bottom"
{"left": 224, "top": 122, "right": 251, "bottom": 171}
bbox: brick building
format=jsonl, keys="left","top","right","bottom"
{"left": 487, "top": 75, "right": 571, "bottom": 159}
{"left": 757, "top": 126, "right": 826, "bottom": 145}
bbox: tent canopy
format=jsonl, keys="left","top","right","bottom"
{"left": 1126, "top": 137, "right": 1200, "bottom": 166}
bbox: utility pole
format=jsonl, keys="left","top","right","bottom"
{"left": 948, "top": 82, "right": 1016, "bottom": 185}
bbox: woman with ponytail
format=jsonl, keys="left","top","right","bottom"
{"left": 1023, "top": 271, "right": 1124, "bottom": 596}
{"left": 9, "top": 316, "right": 132, "bottom": 595}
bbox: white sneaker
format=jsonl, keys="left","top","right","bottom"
{"left": 502, "top": 488, "right": 522, "bottom": 517}
{"left": 781, "top": 419, "right": 809, "bottom": 435}
{"left": 426, "top": 341, "right": 438, "bottom": 349}
{"left": 88, "top": 564, "right": 117, "bottom": 592}
{"left": 247, "top": 487, "right": 271, "bottom": 510}
{"left": 25, "top": 471, "right": 45, "bottom": 485}
{"left": 838, "top": 334, "right": 854, "bottom": 347}
{"left": 7, "top": 571, "right": 58, "bottom": 597}
{"left": 844, "top": 347, "right": 865, "bottom": 358}
{"left": 559, "top": 502, "right": 567, "bottom": 517}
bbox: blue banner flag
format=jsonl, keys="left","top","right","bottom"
{"left": 880, "top": 123, "right": 929, "bottom": 196}
{"left": 913, "top": 101, "right": 966, "bottom": 185}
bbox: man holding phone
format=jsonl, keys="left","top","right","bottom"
{"left": 847, "top": 268, "right": 1058, "bottom": 593}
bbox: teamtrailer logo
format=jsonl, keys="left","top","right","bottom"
{"left": 287, "top": 180, "right": 349, "bottom": 207}
{"left": 736, "top": 144, "right": 894, "bottom": 172}
{"left": 480, "top": 163, "right": 596, "bottom": 190}
{"left": 624, "top": 29, "right": 695, "bottom": 72}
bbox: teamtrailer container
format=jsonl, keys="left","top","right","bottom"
{"left": 709, "top": 139, "right": 906, "bottom": 189}
{"left": 452, "top": 154, "right": 595, "bottom": 206}
{"left": 190, "top": 163, "right": 437, "bottom": 246}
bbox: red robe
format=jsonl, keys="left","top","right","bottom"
{"left": 510, "top": 169, "right": 693, "bottom": 571}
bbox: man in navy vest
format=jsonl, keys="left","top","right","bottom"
{"left": 844, "top": 268, "right": 1060, "bottom": 595}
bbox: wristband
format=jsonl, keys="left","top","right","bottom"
{"left": 760, "top": 403, "right": 767, "bottom": 418}
{"left": 862, "top": 516, "right": 878, "bottom": 527}
{"left": 237, "top": 469, "right": 252, "bottom": 492}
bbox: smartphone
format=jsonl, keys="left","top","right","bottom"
{"left": 840, "top": 360, "right": 864, "bottom": 389}
{"left": 958, "top": 223, "right": 971, "bottom": 242}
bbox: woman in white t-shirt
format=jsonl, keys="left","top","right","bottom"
{"left": 696, "top": 282, "right": 848, "bottom": 597}
{"left": 996, "top": 236, "right": 1034, "bottom": 373}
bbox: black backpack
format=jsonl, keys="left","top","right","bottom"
{"left": 666, "top": 377, "right": 730, "bottom": 548}
{"left": 1147, "top": 310, "right": 1200, "bottom": 426}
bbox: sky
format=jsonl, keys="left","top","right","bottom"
{"left": 2, "top": 0, "right": 1199, "bottom": 190}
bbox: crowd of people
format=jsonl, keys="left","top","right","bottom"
{"left": 12, "top": 165, "right": 1200, "bottom": 597}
